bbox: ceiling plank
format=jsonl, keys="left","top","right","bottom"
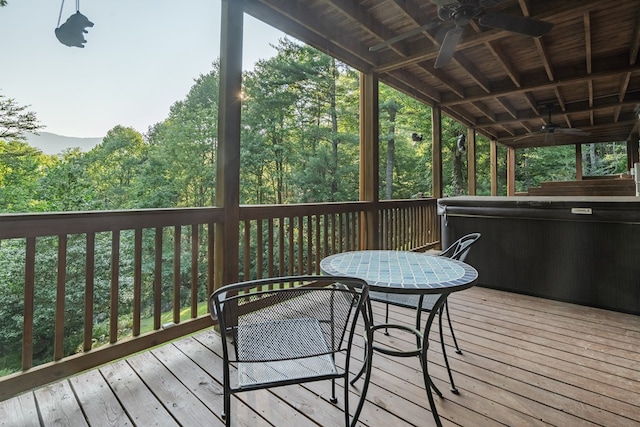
{"left": 488, "top": 40, "right": 521, "bottom": 88}
{"left": 373, "top": 0, "right": 602, "bottom": 73}
{"left": 244, "top": 0, "right": 374, "bottom": 70}
{"left": 326, "top": 0, "right": 411, "bottom": 57}
{"left": 452, "top": 53, "right": 491, "bottom": 93}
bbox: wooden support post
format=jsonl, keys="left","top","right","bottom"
{"left": 575, "top": 144, "right": 583, "bottom": 180}
{"left": 432, "top": 106, "right": 443, "bottom": 198}
{"left": 627, "top": 136, "right": 640, "bottom": 170}
{"left": 490, "top": 139, "right": 498, "bottom": 196}
{"left": 215, "top": 0, "right": 243, "bottom": 289}
{"left": 467, "top": 128, "right": 477, "bottom": 195}
{"left": 506, "top": 146, "right": 516, "bottom": 196}
{"left": 359, "top": 73, "right": 379, "bottom": 250}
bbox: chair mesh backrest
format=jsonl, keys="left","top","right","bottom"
{"left": 211, "top": 277, "right": 366, "bottom": 364}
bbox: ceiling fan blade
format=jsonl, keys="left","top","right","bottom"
{"left": 556, "top": 128, "right": 591, "bottom": 136}
{"left": 370, "top": 21, "right": 440, "bottom": 52}
{"left": 479, "top": 0, "right": 511, "bottom": 7}
{"left": 479, "top": 12, "right": 553, "bottom": 37}
{"left": 435, "top": 26, "right": 463, "bottom": 68}
{"left": 514, "top": 132, "right": 538, "bottom": 142}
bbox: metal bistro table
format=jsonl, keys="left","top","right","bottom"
{"left": 320, "top": 250, "right": 478, "bottom": 427}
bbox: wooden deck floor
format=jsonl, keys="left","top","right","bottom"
{"left": 1, "top": 286, "right": 639, "bottom": 426}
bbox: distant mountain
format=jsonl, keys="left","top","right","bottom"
{"left": 25, "top": 132, "right": 103, "bottom": 155}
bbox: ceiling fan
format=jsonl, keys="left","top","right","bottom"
{"left": 370, "top": 0, "right": 554, "bottom": 68}
{"left": 515, "top": 105, "right": 591, "bottom": 144}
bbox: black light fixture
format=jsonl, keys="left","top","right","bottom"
{"left": 457, "top": 134, "right": 466, "bottom": 153}
{"left": 412, "top": 132, "right": 423, "bottom": 142}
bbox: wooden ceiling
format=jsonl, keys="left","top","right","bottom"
{"left": 243, "top": 0, "right": 640, "bottom": 148}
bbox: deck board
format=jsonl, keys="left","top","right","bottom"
{"left": 1, "top": 287, "right": 639, "bottom": 426}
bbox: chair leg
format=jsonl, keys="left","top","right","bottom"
{"left": 444, "top": 300, "right": 462, "bottom": 354}
{"left": 384, "top": 302, "right": 390, "bottom": 335}
{"left": 330, "top": 378, "right": 338, "bottom": 404}
{"left": 343, "top": 377, "right": 350, "bottom": 427}
{"left": 223, "top": 391, "right": 231, "bottom": 427}
{"left": 438, "top": 307, "right": 458, "bottom": 394}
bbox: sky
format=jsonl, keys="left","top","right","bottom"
{"left": 0, "top": 0, "right": 286, "bottom": 138}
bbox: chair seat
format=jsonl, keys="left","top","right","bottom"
{"left": 237, "top": 317, "right": 337, "bottom": 387}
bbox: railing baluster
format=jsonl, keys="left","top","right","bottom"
{"left": 54, "top": 235, "right": 67, "bottom": 361}
{"left": 110, "top": 231, "right": 119, "bottom": 344}
{"left": 297, "top": 215, "right": 304, "bottom": 274}
{"left": 306, "top": 215, "right": 313, "bottom": 273}
{"left": 243, "top": 221, "right": 251, "bottom": 280}
{"left": 268, "top": 218, "right": 275, "bottom": 279}
{"left": 84, "top": 233, "right": 95, "bottom": 352}
{"left": 191, "top": 224, "right": 198, "bottom": 319}
{"left": 256, "top": 219, "right": 263, "bottom": 279}
{"left": 287, "top": 217, "right": 294, "bottom": 276}
{"left": 22, "top": 238, "right": 36, "bottom": 370}
{"left": 173, "top": 226, "right": 181, "bottom": 324}
{"left": 315, "top": 215, "right": 321, "bottom": 273}
{"left": 154, "top": 227, "right": 162, "bottom": 330}
{"left": 278, "top": 217, "right": 285, "bottom": 277}
{"left": 133, "top": 228, "right": 142, "bottom": 336}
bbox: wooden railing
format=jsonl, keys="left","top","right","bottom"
{"left": 0, "top": 198, "right": 438, "bottom": 400}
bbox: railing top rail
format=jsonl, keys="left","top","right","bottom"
{"left": 0, "top": 207, "right": 224, "bottom": 239}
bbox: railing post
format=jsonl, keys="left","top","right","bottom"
{"left": 432, "top": 106, "right": 443, "bottom": 199}
{"left": 490, "top": 139, "right": 499, "bottom": 196}
{"left": 467, "top": 127, "right": 477, "bottom": 195}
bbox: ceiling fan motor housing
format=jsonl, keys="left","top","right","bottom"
{"left": 437, "top": 1, "right": 484, "bottom": 26}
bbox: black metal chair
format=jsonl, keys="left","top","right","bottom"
{"left": 369, "top": 232, "right": 481, "bottom": 393}
{"left": 209, "top": 275, "right": 370, "bottom": 427}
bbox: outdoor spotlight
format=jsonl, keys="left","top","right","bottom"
{"left": 412, "top": 132, "right": 423, "bottom": 142}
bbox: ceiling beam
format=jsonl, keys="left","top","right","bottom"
{"left": 473, "top": 92, "right": 640, "bottom": 128}
{"left": 629, "top": 6, "right": 640, "bottom": 64}
{"left": 441, "top": 59, "right": 640, "bottom": 106}
{"left": 500, "top": 119, "right": 638, "bottom": 147}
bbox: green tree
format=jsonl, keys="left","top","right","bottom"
{"left": 242, "top": 39, "right": 357, "bottom": 204}
{"left": 0, "top": 140, "right": 53, "bottom": 212}
{"left": 145, "top": 64, "right": 219, "bottom": 208}
{"left": 83, "top": 126, "right": 147, "bottom": 209}
{"left": 0, "top": 93, "right": 43, "bottom": 140}
{"left": 37, "top": 148, "right": 96, "bottom": 211}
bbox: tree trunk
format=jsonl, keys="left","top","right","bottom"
{"left": 385, "top": 106, "right": 397, "bottom": 200}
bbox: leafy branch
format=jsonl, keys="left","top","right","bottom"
{"left": 0, "top": 94, "right": 44, "bottom": 140}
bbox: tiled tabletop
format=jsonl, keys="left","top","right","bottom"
{"left": 320, "top": 250, "right": 478, "bottom": 294}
